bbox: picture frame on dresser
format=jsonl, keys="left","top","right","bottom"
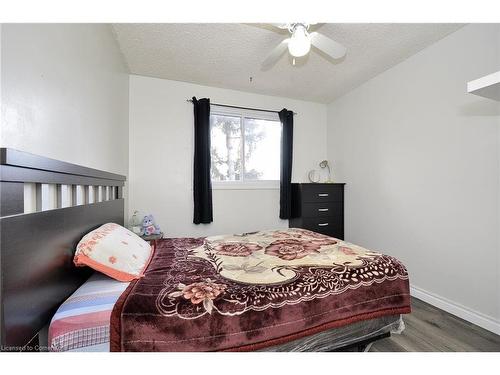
{"left": 289, "top": 183, "right": 345, "bottom": 240}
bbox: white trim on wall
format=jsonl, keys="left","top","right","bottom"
{"left": 410, "top": 284, "right": 500, "bottom": 335}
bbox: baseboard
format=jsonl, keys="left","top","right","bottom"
{"left": 410, "top": 284, "right": 500, "bottom": 336}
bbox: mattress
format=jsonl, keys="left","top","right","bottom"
{"left": 48, "top": 273, "right": 129, "bottom": 352}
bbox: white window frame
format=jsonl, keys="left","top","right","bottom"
{"left": 210, "top": 105, "right": 281, "bottom": 190}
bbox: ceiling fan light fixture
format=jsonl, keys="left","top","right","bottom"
{"left": 261, "top": 23, "right": 346, "bottom": 70}
{"left": 288, "top": 24, "right": 311, "bottom": 57}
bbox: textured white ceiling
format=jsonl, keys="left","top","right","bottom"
{"left": 112, "top": 23, "right": 463, "bottom": 103}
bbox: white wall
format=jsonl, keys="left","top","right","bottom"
{"left": 129, "top": 75, "right": 327, "bottom": 237}
{"left": 1, "top": 24, "right": 129, "bottom": 175}
{"left": 327, "top": 24, "right": 500, "bottom": 327}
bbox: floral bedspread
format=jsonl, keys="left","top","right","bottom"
{"left": 110, "top": 229, "right": 411, "bottom": 351}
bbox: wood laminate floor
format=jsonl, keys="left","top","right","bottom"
{"left": 369, "top": 297, "right": 500, "bottom": 352}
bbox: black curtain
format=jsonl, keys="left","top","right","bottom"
{"left": 279, "top": 109, "right": 294, "bottom": 219}
{"left": 192, "top": 97, "right": 213, "bottom": 224}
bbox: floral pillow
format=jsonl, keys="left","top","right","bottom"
{"left": 74, "top": 223, "right": 153, "bottom": 282}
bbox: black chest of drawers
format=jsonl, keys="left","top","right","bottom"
{"left": 289, "top": 183, "right": 345, "bottom": 240}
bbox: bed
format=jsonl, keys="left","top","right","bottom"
{"left": 48, "top": 230, "right": 409, "bottom": 352}
{"left": 0, "top": 148, "right": 411, "bottom": 352}
{"left": 48, "top": 272, "right": 405, "bottom": 352}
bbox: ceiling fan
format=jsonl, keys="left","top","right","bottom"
{"left": 261, "top": 23, "right": 347, "bottom": 70}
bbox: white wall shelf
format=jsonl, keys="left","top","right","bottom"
{"left": 467, "top": 71, "right": 500, "bottom": 101}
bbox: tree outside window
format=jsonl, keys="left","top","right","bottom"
{"left": 210, "top": 112, "right": 281, "bottom": 182}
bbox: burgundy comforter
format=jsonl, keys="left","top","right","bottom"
{"left": 110, "top": 229, "right": 410, "bottom": 351}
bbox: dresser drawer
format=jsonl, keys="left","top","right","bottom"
{"left": 301, "top": 216, "right": 343, "bottom": 237}
{"left": 301, "top": 184, "right": 343, "bottom": 203}
{"left": 302, "top": 202, "right": 342, "bottom": 218}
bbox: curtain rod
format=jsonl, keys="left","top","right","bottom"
{"left": 186, "top": 99, "right": 297, "bottom": 115}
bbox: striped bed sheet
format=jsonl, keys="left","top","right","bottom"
{"left": 48, "top": 273, "right": 129, "bottom": 352}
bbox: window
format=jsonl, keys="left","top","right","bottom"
{"left": 210, "top": 107, "right": 281, "bottom": 188}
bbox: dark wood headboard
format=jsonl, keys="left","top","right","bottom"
{"left": 0, "top": 148, "right": 126, "bottom": 350}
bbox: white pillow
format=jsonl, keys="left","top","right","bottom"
{"left": 74, "top": 223, "right": 153, "bottom": 282}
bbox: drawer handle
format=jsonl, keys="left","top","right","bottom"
{"left": 318, "top": 223, "right": 329, "bottom": 227}
{"left": 318, "top": 208, "right": 329, "bottom": 212}
{"left": 318, "top": 193, "right": 329, "bottom": 197}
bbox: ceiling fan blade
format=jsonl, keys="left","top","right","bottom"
{"left": 261, "top": 39, "right": 290, "bottom": 70}
{"left": 310, "top": 32, "right": 347, "bottom": 59}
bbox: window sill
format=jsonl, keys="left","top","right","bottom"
{"left": 212, "top": 181, "right": 280, "bottom": 190}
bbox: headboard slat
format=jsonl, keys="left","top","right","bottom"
{"left": 0, "top": 182, "right": 24, "bottom": 216}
